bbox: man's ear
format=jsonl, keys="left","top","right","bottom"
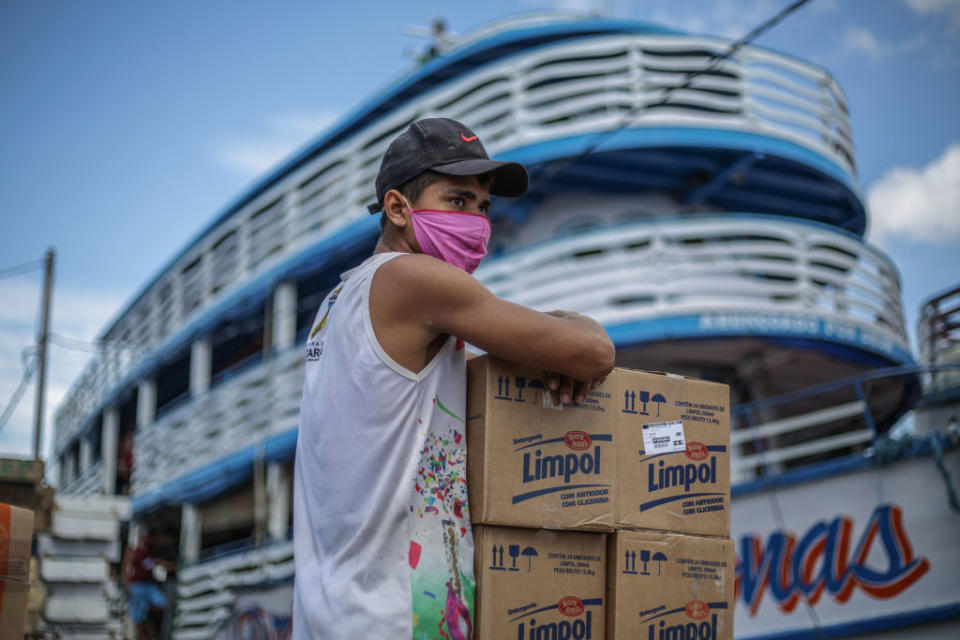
{"left": 383, "top": 189, "right": 409, "bottom": 229}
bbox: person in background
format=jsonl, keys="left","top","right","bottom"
{"left": 123, "top": 526, "right": 177, "bottom": 640}
{"left": 116, "top": 430, "right": 134, "bottom": 495}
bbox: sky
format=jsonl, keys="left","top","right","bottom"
{"left": 1, "top": 0, "right": 958, "bottom": 463}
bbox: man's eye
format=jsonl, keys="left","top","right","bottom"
{"left": 451, "top": 197, "right": 464, "bottom": 206}
{"left": 480, "top": 204, "right": 490, "bottom": 214}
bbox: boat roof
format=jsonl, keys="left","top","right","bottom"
{"left": 98, "top": 13, "right": 847, "bottom": 341}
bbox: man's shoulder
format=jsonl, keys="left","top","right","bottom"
{"left": 376, "top": 251, "right": 446, "bottom": 274}
{"left": 374, "top": 252, "right": 472, "bottom": 294}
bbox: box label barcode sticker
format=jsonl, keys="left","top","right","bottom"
{"left": 642, "top": 420, "right": 686, "bottom": 454}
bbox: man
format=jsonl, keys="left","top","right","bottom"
{"left": 293, "top": 118, "right": 614, "bottom": 638}
{"left": 123, "top": 526, "right": 177, "bottom": 640}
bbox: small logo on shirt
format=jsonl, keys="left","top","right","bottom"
{"left": 306, "top": 340, "right": 324, "bottom": 362}
{"left": 309, "top": 285, "right": 344, "bottom": 341}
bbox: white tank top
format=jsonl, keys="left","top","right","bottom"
{"left": 293, "top": 252, "right": 475, "bottom": 639}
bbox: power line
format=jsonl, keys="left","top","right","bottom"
{"left": 49, "top": 333, "right": 109, "bottom": 353}
{"left": 748, "top": 406, "right": 828, "bottom": 640}
{"left": 0, "top": 348, "right": 38, "bottom": 433}
{"left": 49, "top": 332, "right": 140, "bottom": 354}
{"left": 517, "top": 0, "right": 814, "bottom": 203}
{"left": 0, "top": 257, "right": 44, "bottom": 281}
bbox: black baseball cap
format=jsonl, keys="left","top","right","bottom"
{"left": 366, "top": 117, "right": 528, "bottom": 214}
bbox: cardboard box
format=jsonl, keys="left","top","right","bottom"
{"left": 467, "top": 356, "right": 618, "bottom": 530}
{"left": 474, "top": 526, "right": 606, "bottom": 640}
{"left": 614, "top": 367, "right": 730, "bottom": 536}
{"left": 467, "top": 356, "right": 730, "bottom": 535}
{"left": 26, "top": 558, "right": 45, "bottom": 634}
{"left": 0, "top": 483, "right": 54, "bottom": 533}
{"left": 0, "top": 503, "right": 35, "bottom": 640}
{"left": 607, "top": 530, "right": 734, "bottom": 640}
{"left": 0, "top": 458, "right": 44, "bottom": 485}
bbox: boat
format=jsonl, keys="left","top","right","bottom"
{"left": 50, "top": 12, "right": 960, "bottom": 638}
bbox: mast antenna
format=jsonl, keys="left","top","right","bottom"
{"left": 33, "top": 247, "right": 54, "bottom": 460}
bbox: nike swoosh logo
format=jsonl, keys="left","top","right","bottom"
{"left": 460, "top": 132, "right": 478, "bottom": 142}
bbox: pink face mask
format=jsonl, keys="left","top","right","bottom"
{"left": 403, "top": 197, "right": 491, "bottom": 274}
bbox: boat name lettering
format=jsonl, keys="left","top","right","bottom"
{"left": 735, "top": 504, "right": 930, "bottom": 617}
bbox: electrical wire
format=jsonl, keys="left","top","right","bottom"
{"left": 748, "top": 404, "right": 827, "bottom": 639}
{"left": 49, "top": 332, "right": 140, "bottom": 353}
{"left": 516, "top": 0, "right": 814, "bottom": 203}
{"left": 0, "top": 258, "right": 43, "bottom": 281}
{"left": 0, "top": 347, "right": 38, "bottom": 432}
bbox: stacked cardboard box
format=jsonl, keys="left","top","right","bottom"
{"left": 473, "top": 526, "right": 606, "bottom": 639}
{"left": 467, "top": 356, "right": 735, "bottom": 639}
{"left": 0, "top": 503, "right": 34, "bottom": 640}
{"left": 0, "top": 457, "right": 55, "bottom": 637}
{"left": 34, "top": 495, "right": 130, "bottom": 639}
{"left": 0, "top": 458, "right": 54, "bottom": 534}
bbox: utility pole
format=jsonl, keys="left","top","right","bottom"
{"left": 33, "top": 248, "right": 54, "bottom": 461}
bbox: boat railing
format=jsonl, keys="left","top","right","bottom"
{"left": 731, "top": 363, "right": 960, "bottom": 483}
{"left": 919, "top": 284, "right": 960, "bottom": 392}
{"left": 129, "top": 345, "right": 303, "bottom": 498}
{"left": 59, "top": 452, "right": 105, "bottom": 497}
{"left": 173, "top": 535, "right": 294, "bottom": 639}
{"left": 476, "top": 214, "right": 908, "bottom": 355}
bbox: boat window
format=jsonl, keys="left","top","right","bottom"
{"left": 527, "top": 68, "right": 629, "bottom": 92}
{"left": 210, "top": 230, "right": 239, "bottom": 295}
{"left": 199, "top": 483, "right": 256, "bottom": 559}
{"left": 438, "top": 77, "right": 508, "bottom": 111}
{"left": 297, "top": 160, "right": 346, "bottom": 193}
{"left": 210, "top": 310, "right": 266, "bottom": 388}
{"left": 642, "top": 63, "right": 740, "bottom": 81}
{"left": 155, "top": 349, "right": 191, "bottom": 418}
{"left": 181, "top": 256, "right": 204, "bottom": 314}
{"left": 530, "top": 50, "right": 630, "bottom": 72}
{"left": 155, "top": 281, "right": 176, "bottom": 341}
{"left": 612, "top": 294, "right": 655, "bottom": 306}
{"left": 88, "top": 417, "right": 102, "bottom": 465}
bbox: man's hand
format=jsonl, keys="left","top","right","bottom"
{"left": 544, "top": 310, "right": 611, "bottom": 404}
{"left": 548, "top": 372, "right": 606, "bottom": 405}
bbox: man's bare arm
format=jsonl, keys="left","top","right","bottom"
{"left": 372, "top": 254, "right": 615, "bottom": 382}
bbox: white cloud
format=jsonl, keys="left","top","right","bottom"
{"left": 905, "top": 0, "right": 960, "bottom": 14}
{"left": 521, "top": 0, "right": 603, "bottom": 12}
{"left": 867, "top": 143, "right": 960, "bottom": 245}
{"left": 904, "top": 0, "right": 960, "bottom": 31}
{"left": 832, "top": 24, "right": 929, "bottom": 62}
{"left": 0, "top": 277, "right": 124, "bottom": 466}
{"left": 212, "top": 110, "right": 340, "bottom": 178}
{"left": 647, "top": 0, "right": 782, "bottom": 39}
{"left": 841, "top": 26, "right": 884, "bottom": 58}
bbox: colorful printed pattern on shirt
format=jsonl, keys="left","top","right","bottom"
{"left": 409, "top": 394, "right": 475, "bottom": 640}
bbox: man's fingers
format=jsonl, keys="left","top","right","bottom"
{"left": 546, "top": 372, "right": 606, "bottom": 404}
{"left": 574, "top": 379, "right": 592, "bottom": 404}
{"left": 547, "top": 372, "right": 560, "bottom": 404}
